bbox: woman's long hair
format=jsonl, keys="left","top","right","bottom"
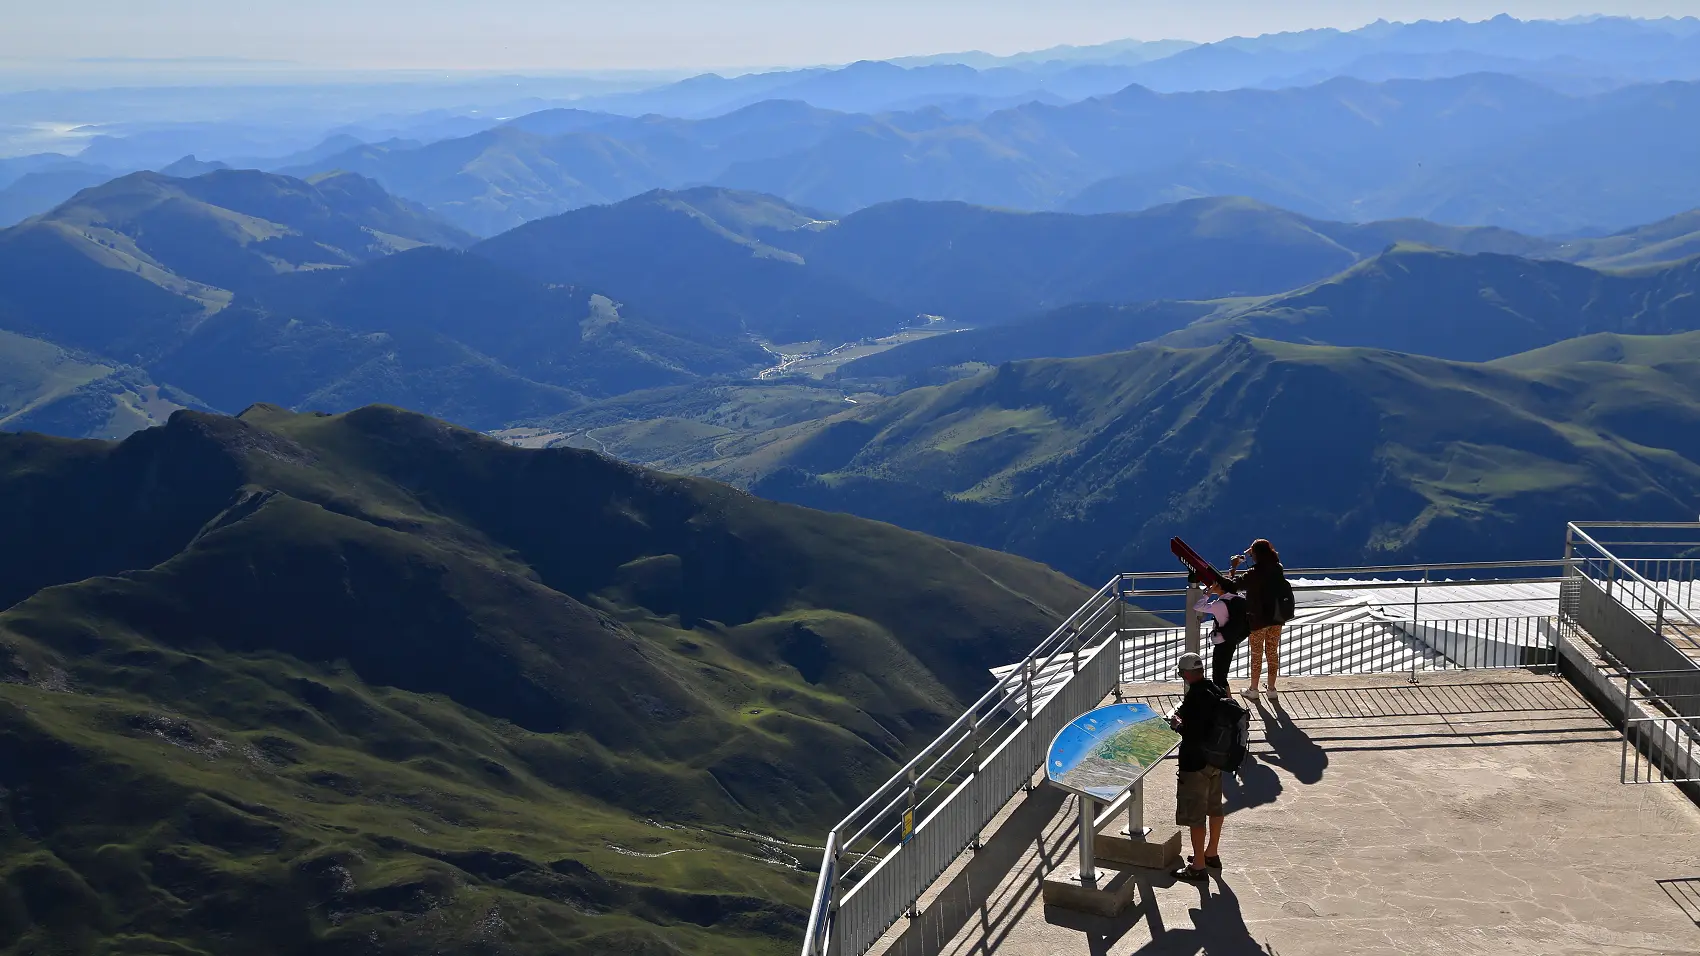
{"left": 1251, "top": 538, "right": 1279, "bottom": 564}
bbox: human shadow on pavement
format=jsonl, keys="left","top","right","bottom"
{"left": 1222, "top": 751, "right": 1282, "bottom": 814}
{"left": 1127, "top": 875, "right": 1275, "bottom": 955}
{"left": 1255, "top": 697, "right": 1328, "bottom": 785}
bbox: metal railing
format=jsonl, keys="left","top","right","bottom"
{"left": 1562, "top": 524, "right": 1700, "bottom": 787}
{"left": 1114, "top": 568, "right": 1563, "bottom": 685}
{"left": 802, "top": 576, "right": 1126, "bottom": 956}
{"left": 801, "top": 558, "right": 1566, "bottom": 956}
{"left": 1566, "top": 523, "right": 1700, "bottom": 658}
{"left": 1617, "top": 669, "right": 1700, "bottom": 784}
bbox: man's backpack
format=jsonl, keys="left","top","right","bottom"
{"left": 1202, "top": 688, "right": 1251, "bottom": 772}
{"left": 1275, "top": 574, "right": 1297, "bottom": 624}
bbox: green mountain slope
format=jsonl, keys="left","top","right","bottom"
{"left": 787, "top": 195, "right": 1554, "bottom": 325}
{"left": 21, "top": 169, "right": 472, "bottom": 294}
{"left": 0, "top": 165, "right": 114, "bottom": 228}
{"left": 0, "top": 174, "right": 776, "bottom": 436}
{"left": 0, "top": 329, "right": 209, "bottom": 438}
{"left": 475, "top": 188, "right": 1590, "bottom": 337}
{"left": 706, "top": 336, "right": 1700, "bottom": 581}
{"left": 0, "top": 404, "right": 1087, "bottom": 955}
{"left": 1488, "top": 329, "right": 1700, "bottom": 370}
{"left": 288, "top": 102, "right": 866, "bottom": 236}
{"left": 838, "top": 245, "right": 1700, "bottom": 380}
{"left": 1555, "top": 208, "right": 1700, "bottom": 270}
{"left": 0, "top": 169, "right": 473, "bottom": 364}
{"left": 1162, "top": 246, "right": 1700, "bottom": 361}
{"left": 0, "top": 220, "right": 209, "bottom": 359}
{"left": 146, "top": 247, "right": 768, "bottom": 427}
{"left": 474, "top": 189, "right": 907, "bottom": 344}
{"left": 834, "top": 301, "right": 1216, "bottom": 384}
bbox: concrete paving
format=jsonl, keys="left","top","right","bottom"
{"left": 868, "top": 671, "right": 1700, "bottom": 956}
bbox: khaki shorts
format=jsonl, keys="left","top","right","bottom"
{"left": 1176, "top": 766, "right": 1224, "bottom": 827}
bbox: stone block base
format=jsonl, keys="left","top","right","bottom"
{"left": 1040, "top": 866, "right": 1144, "bottom": 917}
{"left": 1096, "top": 827, "right": 1183, "bottom": 870}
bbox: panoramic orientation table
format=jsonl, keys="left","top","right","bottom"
{"left": 1045, "top": 701, "right": 1180, "bottom": 885}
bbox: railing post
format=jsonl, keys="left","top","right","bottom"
{"left": 1408, "top": 577, "right": 1422, "bottom": 684}
{"left": 1024, "top": 656, "right": 1035, "bottom": 723}
{"left": 1115, "top": 576, "right": 1127, "bottom": 701}
{"left": 1656, "top": 595, "right": 1668, "bottom": 640}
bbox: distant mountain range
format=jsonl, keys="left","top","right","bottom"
{"left": 566, "top": 15, "right": 1700, "bottom": 117}
{"left": 0, "top": 403, "right": 1086, "bottom": 955}
{"left": 264, "top": 73, "right": 1700, "bottom": 237}
{"left": 6, "top": 18, "right": 1699, "bottom": 236}
{"left": 4, "top": 171, "right": 1700, "bottom": 440}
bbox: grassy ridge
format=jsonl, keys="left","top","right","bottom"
{"left": 719, "top": 335, "right": 1700, "bottom": 579}
{"left": 0, "top": 405, "right": 1088, "bottom": 954}
{"left": 841, "top": 244, "right": 1700, "bottom": 381}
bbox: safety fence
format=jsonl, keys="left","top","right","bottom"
{"left": 802, "top": 576, "right": 1125, "bottom": 956}
{"left": 1617, "top": 669, "right": 1700, "bottom": 785}
{"left": 803, "top": 558, "right": 1569, "bottom": 956}
{"left": 1565, "top": 523, "right": 1700, "bottom": 789}
{"left": 1567, "top": 523, "right": 1700, "bottom": 656}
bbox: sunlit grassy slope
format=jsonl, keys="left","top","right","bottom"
{"left": 734, "top": 334, "right": 1700, "bottom": 579}
{"left": 0, "top": 404, "right": 1087, "bottom": 955}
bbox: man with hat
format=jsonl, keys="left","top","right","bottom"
{"left": 1167, "top": 651, "right": 1225, "bottom": 881}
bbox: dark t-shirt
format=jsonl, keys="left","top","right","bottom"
{"left": 1175, "top": 679, "right": 1222, "bottom": 772}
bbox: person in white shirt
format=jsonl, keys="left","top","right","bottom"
{"left": 1195, "top": 580, "right": 1249, "bottom": 692}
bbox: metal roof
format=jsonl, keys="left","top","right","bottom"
{"left": 994, "top": 578, "right": 1563, "bottom": 707}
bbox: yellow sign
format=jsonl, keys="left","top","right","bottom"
{"left": 902, "top": 808, "right": 915, "bottom": 843}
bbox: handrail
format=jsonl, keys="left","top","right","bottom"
{"left": 803, "top": 575, "right": 1126, "bottom": 953}
{"left": 1569, "top": 521, "right": 1700, "bottom": 529}
{"left": 1568, "top": 524, "right": 1700, "bottom": 634}
{"left": 802, "top": 832, "right": 836, "bottom": 956}
{"left": 829, "top": 578, "right": 1115, "bottom": 830}
{"left": 1118, "top": 576, "right": 1566, "bottom": 600}
{"left": 1120, "top": 558, "right": 1564, "bottom": 581}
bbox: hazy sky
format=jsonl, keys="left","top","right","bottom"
{"left": 7, "top": 1, "right": 1699, "bottom": 72}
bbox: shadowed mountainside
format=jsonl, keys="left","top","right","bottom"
{"left": 0, "top": 404, "right": 1087, "bottom": 955}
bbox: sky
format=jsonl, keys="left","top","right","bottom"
{"left": 4, "top": 1, "right": 1698, "bottom": 73}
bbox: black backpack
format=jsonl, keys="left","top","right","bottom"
{"left": 1221, "top": 594, "right": 1251, "bottom": 643}
{"left": 1275, "top": 574, "right": 1297, "bottom": 624}
{"left": 1202, "top": 687, "right": 1251, "bottom": 772}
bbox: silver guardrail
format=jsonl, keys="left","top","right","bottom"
{"left": 1567, "top": 523, "right": 1700, "bottom": 656}
{"left": 801, "top": 557, "right": 1571, "bottom": 956}
{"left": 802, "top": 575, "right": 1125, "bottom": 956}
{"left": 1113, "top": 569, "right": 1564, "bottom": 683}
{"left": 1615, "top": 669, "right": 1700, "bottom": 784}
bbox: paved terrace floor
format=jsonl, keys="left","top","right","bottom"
{"left": 868, "top": 670, "right": 1700, "bottom": 956}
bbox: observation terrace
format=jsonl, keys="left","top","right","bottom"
{"left": 800, "top": 523, "right": 1700, "bottom": 956}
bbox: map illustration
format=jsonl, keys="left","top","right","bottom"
{"left": 1045, "top": 703, "right": 1181, "bottom": 800}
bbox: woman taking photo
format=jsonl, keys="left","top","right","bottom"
{"left": 1228, "top": 538, "right": 1292, "bottom": 699}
